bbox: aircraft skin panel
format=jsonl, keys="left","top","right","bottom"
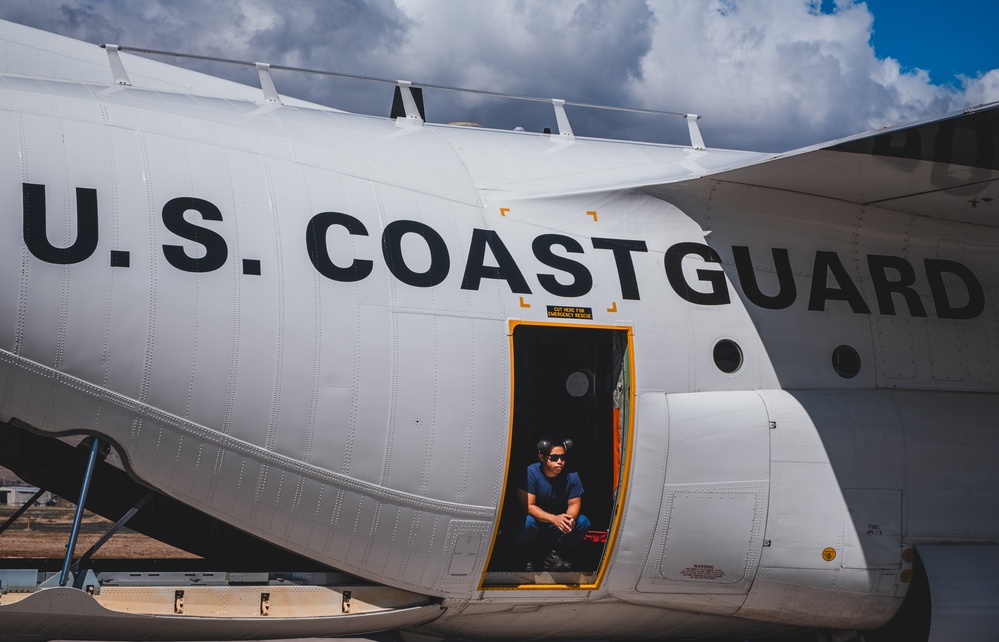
{"left": 633, "top": 391, "right": 770, "bottom": 609}
{"left": 649, "top": 178, "right": 999, "bottom": 393}
{"left": 0, "top": 74, "right": 554, "bottom": 598}
{"left": 439, "top": 125, "right": 762, "bottom": 195}
{"left": 732, "top": 388, "right": 999, "bottom": 629}
{"left": 918, "top": 544, "right": 999, "bottom": 642}
{"left": 605, "top": 391, "right": 669, "bottom": 599}
{"left": 0, "top": 345, "right": 498, "bottom": 594}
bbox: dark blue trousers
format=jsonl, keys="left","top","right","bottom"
{"left": 515, "top": 514, "right": 591, "bottom": 551}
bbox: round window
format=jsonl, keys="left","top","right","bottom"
{"left": 832, "top": 345, "right": 861, "bottom": 378}
{"left": 713, "top": 339, "right": 743, "bottom": 374}
{"left": 565, "top": 371, "right": 590, "bottom": 397}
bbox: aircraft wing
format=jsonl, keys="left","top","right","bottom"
{"left": 690, "top": 101, "right": 999, "bottom": 227}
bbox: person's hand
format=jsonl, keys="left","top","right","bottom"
{"left": 552, "top": 513, "right": 574, "bottom": 533}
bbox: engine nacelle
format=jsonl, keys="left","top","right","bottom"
{"left": 628, "top": 390, "right": 908, "bottom": 629}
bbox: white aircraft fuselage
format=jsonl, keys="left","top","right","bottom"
{"left": 0, "top": 19, "right": 997, "bottom": 642}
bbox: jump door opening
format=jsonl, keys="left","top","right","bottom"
{"left": 482, "top": 322, "right": 633, "bottom": 588}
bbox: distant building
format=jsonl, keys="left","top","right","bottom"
{"left": 0, "top": 487, "right": 52, "bottom": 506}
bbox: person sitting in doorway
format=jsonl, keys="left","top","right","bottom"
{"left": 515, "top": 438, "right": 590, "bottom": 572}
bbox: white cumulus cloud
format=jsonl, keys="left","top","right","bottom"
{"left": 0, "top": 0, "right": 995, "bottom": 151}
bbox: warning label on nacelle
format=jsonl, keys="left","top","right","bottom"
{"left": 681, "top": 564, "right": 726, "bottom": 580}
{"left": 547, "top": 306, "right": 593, "bottom": 320}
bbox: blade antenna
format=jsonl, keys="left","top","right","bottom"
{"left": 686, "top": 114, "right": 705, "bottom": 150}
{"left": 552, "top": 99, "right": 575, "bottom": 139}
{"left": 396, "top": 81, "right": 425, "bottom": 124}
{"left": 100, "top": 44, "right": 131, "bottom": 86}
{"left": 256, "top": 63, "right": 282, "bottom": 104}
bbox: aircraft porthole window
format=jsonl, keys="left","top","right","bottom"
{"left": 566, "top": 371, "right": 590, "bottom": 397}
{"left": 832, "top": 345, "right": 861, "bottom": 378}
{"left": 712, "top": 339, "right": 743, "bottom": 374}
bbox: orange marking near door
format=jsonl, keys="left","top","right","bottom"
{"left": 500, "top": 207, "right": 510, "bottom": 216}
{"left": 519, "top": 297, "right": 531, "bottom": 308}
{"left": 606, "top": 302, "right": 617, "bottom": 313}
{"left": 587, "top": 210, "right": 598, "bottom": 221}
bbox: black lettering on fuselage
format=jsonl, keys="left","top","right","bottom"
{"left": 22, "top": 183, "right": 99, "bottom": 264}
{"left": 867, "top": 255, "right": 927, "bottom": 317}
{"left": 16, "top": 186, "right": 990, "bottom": 322}
{"left": 665, "top": 242, "right": 730, "bottom": 306}
{"left": 461, "top": 229, "right": 531, "bottom": 294}
{"left": 162, "top": 197, "right": 228, "bottom": 273}
{"left": 732, "top": 246, "right": 796, "bottom": 310}
{"left": 808, "top": 251, "right": 871, "bottom": 313}
{"left": 592, "top": 237, "right": 647, "bottom": 300}
{"left": 533, "top": 234, "right": 592, "bottom": 297}
{"left": 382, "top": 220, "right": 450, "bottom": 287}
{"left": 925, "top": 258, "right": 985, "bottom": 320}
{"left": 306, "top": 212, "right": 373, "bottom": 282}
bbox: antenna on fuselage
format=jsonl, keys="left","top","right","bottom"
{"left": 391, "top": 82, "right": 426, "bottom": 122}
{"left": 99, "top": 44, "right": 131, "bottom": 86}
{"left": 254, "top": 63, "right": 281, "bottom": 104}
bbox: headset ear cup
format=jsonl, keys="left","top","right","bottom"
{"left": 562, "top": 439, "right": 573, "bottom": 452}
{"left": 537, "top": 440, "right": 552, "bottom": 455}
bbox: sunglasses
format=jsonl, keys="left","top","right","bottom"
{"left": 547, "top": 453, "right": 567, "bottom": 462}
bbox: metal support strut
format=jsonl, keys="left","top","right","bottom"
{"left": 60, "top": 437, "right": 102, "bottom": 587}
{"left": 71, "top": 491, "right": 154, "bottom": 575}
{"left": 0, "top": 488, "right": 46, "bottom": 536}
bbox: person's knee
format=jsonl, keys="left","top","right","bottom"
{"left": 575, "top": 514, "right": 590, "bottom": 532}
{"left": 518, "top": 515, "right": 541, "bottom": 544}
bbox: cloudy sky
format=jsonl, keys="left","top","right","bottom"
{"left": 1, "top": 0, "right": 996, "bottom": 151}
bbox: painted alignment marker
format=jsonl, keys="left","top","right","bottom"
{"left": 587, "top": 211, "right": 598, "bottom": 222}
{"left": 519, "top": 297, "right": 531, "bottom": 308}
{"left": 500, "top": 208, "right": 510, "bottom": 217}
{"left": 607, "top": 302, "right": 617, "bottom": 313}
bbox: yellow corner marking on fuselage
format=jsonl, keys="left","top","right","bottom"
{"left": 519, "top": 296, "right": 531, "bottom": 308}
{"left": 587, "top": 210, "right": 598, "bottom": 221}
{"left": 606, "top": 302, "right": 617, "bottom": 313}
{"left": 500, "top": 207, "right": 510, "bottom": 216}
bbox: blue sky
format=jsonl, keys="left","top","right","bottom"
{"left": 0, "top": 1, "right": 996, "bottom": 151}
{"left": 862, "top": 0, "right": 999, "bottom": 83}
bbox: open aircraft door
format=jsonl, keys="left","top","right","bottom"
{"left": 481, "top": 321, "right": 634, "bottom": 589}
{"left": 634, "top": 391, "right": 771, "bottom": 608}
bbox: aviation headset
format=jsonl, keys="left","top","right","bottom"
{"left": 536, "top": 438, "right": 573, "bottom": 456}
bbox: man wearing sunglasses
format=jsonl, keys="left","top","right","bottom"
{"left": 515, "top": 438, "right": 590, "bottom": 572}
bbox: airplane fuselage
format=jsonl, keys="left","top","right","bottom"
{"left": 0, "top": 56, "right": 997, "bottom": 641}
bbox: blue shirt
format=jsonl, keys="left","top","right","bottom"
{"left": 519, "top": 462, "right": 583, "bottom": 515}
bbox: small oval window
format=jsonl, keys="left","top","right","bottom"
{"left": 713, "top": 339, "right": 743, "bottom": 374}
{"left": 832, "top": 345, "right": 861, "bottom": 378}
{"left": 565, "top": 371, "right": 590, "bottom": 397}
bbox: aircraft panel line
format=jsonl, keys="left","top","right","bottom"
{"left": 0, "top": 347, "right": 495, "bottom": 521}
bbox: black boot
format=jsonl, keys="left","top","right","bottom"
{"left": 543, "top": 549, "right": 572, "bottom": 571}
